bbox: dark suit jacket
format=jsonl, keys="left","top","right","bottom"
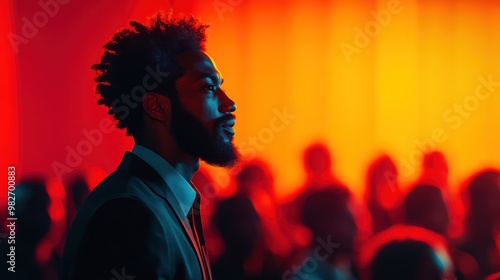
{"left": 61, "top": 152, "right": 210, "bottom": 280}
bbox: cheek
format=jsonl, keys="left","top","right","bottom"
{"left": 185, "top": 97, "right": 220, "bottom": 121}
{"left": 203, "top": 98, "right": 223, "bottom": 120}
{"left": 188, "top": 104, "right": 218, "bottom": 132}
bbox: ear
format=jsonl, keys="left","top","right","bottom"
{"left": 142, "top": 93, "right": 170, "bottom": 121}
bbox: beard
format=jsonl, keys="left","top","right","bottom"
{"left": 170, "top": 98, "right": 239, "bottom": 168}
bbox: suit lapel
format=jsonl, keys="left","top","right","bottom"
{"left": 117, "top": 152, "right": 209, "bottom": 279}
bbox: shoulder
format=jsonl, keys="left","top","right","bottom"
{"left": 80, "top": 169, "right": 158, "bottom": 213}
{"left": 88, "top": 197, "right": 152, "bottom": 229}
{"left": 72, "top": 197, "right": 166, "bottom": 279}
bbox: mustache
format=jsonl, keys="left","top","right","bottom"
{"left": 215, "top": 114, "right": 236, "bottom": 126}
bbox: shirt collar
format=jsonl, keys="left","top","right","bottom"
{"left": 131, "top": 144, "right": 196, "bottom": 217}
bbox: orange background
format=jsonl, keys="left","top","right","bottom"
{"left": 2, "top": 0, "right": 500, "bottom": 202}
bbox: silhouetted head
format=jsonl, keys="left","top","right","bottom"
{"left": 16, "top": 179, "right": 51, "bottom": 247}
{"left": 303, "top": 142, "right": 332, "bottom": 176}
{"left": 93, "top": 12, "right": 238, "bottom": 167}
{"left": 370, "top": 239, "right": 444, "bottom": 280}
{"left": 404, "top": 185, "right": 449, "bottom": 236}
{"left": 301, "top": 186, "right": 357, "bottom": 253}
{"left": 419, "top": 151, "right": 449, "bottom": 188}
{"left": 422, "top": 151, "right": 448, "bottom": 174}
{"left": 366, "top": 154, "right": 398, "bottom": 208}
{"left": 464, "top": 170, "right": 500, "bottom": 232}
{"left": 235, "top": 160, "right": 274, "bottom": 198}
{"left": 213, "top": 196, "right": 262, "bottom": 259}
{"left": 361, "top": 225, "right": 454, "bottom": 280}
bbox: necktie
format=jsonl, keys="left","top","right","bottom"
{"left": 189, "top": 195, "right": 212, "bottom": 280}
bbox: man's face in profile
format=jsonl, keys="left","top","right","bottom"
{"left": 171, "top": 50, "right": 239, "bottom": 167}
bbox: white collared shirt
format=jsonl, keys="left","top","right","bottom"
{"left": 131, "top": 144, "right": 196, "bottom": 217}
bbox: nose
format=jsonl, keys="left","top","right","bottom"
{"left": 219, "top": 89, "right": 236, "bottom": 113}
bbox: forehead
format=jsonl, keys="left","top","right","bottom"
{"left": 176, "top": 50, "right": 222, "bottom": 79}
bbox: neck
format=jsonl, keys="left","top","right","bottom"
{"left": 136, "top": 134, "right": 199, "bottom": 182}
{"left": 170, "top": 159, "right": 200, "bottom": 182}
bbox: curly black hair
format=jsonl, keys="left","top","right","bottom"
{"left": 92, "top": 12, "right": 208, "bottom": 137}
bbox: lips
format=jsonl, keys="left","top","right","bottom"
{"left": 225, "top": 118, "right": 235, "bottom": 127}
{"left": 221, "top": 118, "right": 235, "bottom": 135}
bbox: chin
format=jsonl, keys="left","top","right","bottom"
{"left": 202, "top": 143, "right": 239, "bottom": 168}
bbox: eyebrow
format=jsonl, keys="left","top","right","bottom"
{"left": 197, "top": 73, "right": 224, "bottom": 85}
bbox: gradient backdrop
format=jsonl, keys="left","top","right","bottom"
{"left": 2, "top": 0, "right": 500, "bottom": 205}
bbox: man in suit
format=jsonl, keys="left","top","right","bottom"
{"left": 61, "top": 12, "right": 238, "bottom": 280}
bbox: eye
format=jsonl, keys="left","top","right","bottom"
{"left": 203, "top": 84, "right": 217, "bottom": 91}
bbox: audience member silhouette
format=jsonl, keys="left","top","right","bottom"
{"left": 365, "top": 154, "right": 400, "bottom": 234}
{"left": 459, "top": 170, "right": 500, "bottom": 278}
{"left": 362, "top": 225, "right": 455, "bottom": 280}
{"left": 417, "top": 151, "right": 450, "bottom": 190}
{"left": 235, "top": 160, "right": 275, "bottom": 200}
{"left": 403, "top": 184, "right": 478, "bottom": 279}
{"left": 45, "top": 174, "right": 91, "bottom": 277}
{"left": 370, "top": 239, "right": 445, "bottom": 280}
{"left": 302, "top": 142, "right": 341, "bottom": 189}
{"left": 0, "top": 178, "right": 51, "bottom": 280}
{"left": 403, "top": 184, "right": 450, "bottom": 236}
{"left": 12, "top": 145, "right": 500, "bottom": 279}
{"left": 416, "top": 151, "right": 472, "bottom": 244}
{"left": 284, "top": 142, "right": 345, "bottom": 253}
{"left": 235, "top": 160, "right": 292, "bottom": 259}
{"left": 294, "top": 186, "right": 358, "bottom": 280}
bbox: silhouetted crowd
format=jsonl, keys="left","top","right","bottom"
{"left": 2, "top": 143, "right": 500, "bottom": 280}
